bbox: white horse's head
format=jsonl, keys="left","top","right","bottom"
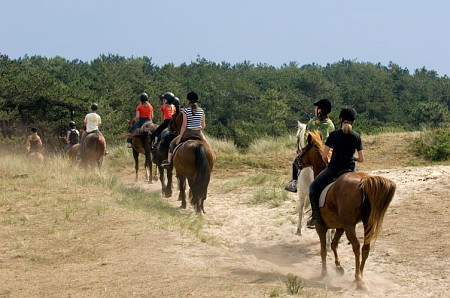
{"left": 296, "top": 121, "right": 307, "bottom": 149}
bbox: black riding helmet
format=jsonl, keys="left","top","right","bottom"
{"left": 69, "top": 121, "right": 76, "bottom": 128}
{"left": 140, "top": 92, "right": 149, "bottom": 102}
{"left": 313, "top": 99, "right": 332, "bottom": 115}
{"left": 162, "top": 92, "right": 175, "bottom": 104}
{"left": 187, "top": 91, "right": 199, "bottom": 103}
{"left": 172, "top": 97, "right": 180, "bottom": 106}
{"left": 339, "top": 107, "right": 357, "bottom": 122}
{"left": 91, "top": 103, "right": 98, "bottom": 111}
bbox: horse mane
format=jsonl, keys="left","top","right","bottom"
{"left": 307, "top": 130, "right": 324, "bottom": 151}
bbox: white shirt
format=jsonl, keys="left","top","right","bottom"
{"left": 84, "top": 112, "right": 101, "bottom": 133}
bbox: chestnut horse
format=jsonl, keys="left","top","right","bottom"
{"left": 169, "top": 107, "right": 215, "bottom": 213}
{"left": 295, "top": 131, "right": 396, "bottom": 288}
{"left": 128, "top": 119, "right": 157, "bottom": 183}
{"left": 80, "top": 133, "right": 106, "bottom": 169}
{"left": 58, "top": 136, "right": 79, "bottom": 160}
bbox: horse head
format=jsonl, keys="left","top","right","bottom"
{"left": 295, "top": 131, "right": 325, "bottom": 173}
{"left": 296, "top": 121, "right": 307, "bottom": 150}
{"left": 169, "top": 106, "right": 184, "bottom": 133}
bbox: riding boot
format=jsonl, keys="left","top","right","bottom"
{"left": 161, "top": 153, "right": 172, "bottom": 168}
{"left": 284, "top": 180, "right": 297, "bottom": 193}
{"left": 307, "top": 199, "right": 323, "bottom": 228}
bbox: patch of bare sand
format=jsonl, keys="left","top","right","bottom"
{"left": 130, "top": 165, "right": 450, "bottom": 297}
{"left": 1, "top": 166, "right": 449, "bottom": 297}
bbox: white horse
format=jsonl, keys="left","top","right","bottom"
{"left": 295, "top": 121, "right": 314, "bottom": 235}
{"left": 295, "top": 121, "right": 335, "bottom": 247}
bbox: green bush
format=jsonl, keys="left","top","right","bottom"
{"left": 414, "top": 128, "right": 450, "bottom": 161}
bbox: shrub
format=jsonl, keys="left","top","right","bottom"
{"left": 414, "top": 128, "right": 450, "bottom": 161}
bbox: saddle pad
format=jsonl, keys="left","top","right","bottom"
{"left": 319, "top": 182, "right": 335, "bottom": 208}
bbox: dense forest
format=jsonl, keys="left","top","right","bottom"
{"left": 1, "top": 53, "right": 449, "bottom": 149}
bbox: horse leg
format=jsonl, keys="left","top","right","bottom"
{"left": 331, "top": 228, "right": 345, "bottom": 275}
{"left": 296, "top": 189, "right": 306, "bottom": 235}
{"left": 315, "top": 224, "right": 329, "bottom": 278}
{"left": 166, "top": 168, "right": 173, "bottom": 198}
{"left": 133, "top": 149, "right": 139, "bottom": 182}
{"left": 360, "top": 223, "right": 371, "bottom": 278}
{"left": 178, "top": 176, "right": 187, "bottom": 208}
{"left": 297, "top": 167, "right": 313, "bottom": 235}
{"left": 344, "top": 225, "right": 363, "bottom": 288}
{"left": 158, "top": 166, "right": 166, "bottom": 195}
{"left": 326, "top": 229, "right": 336, "bottom": 250}
{"left": 144, "top": 154, "right": 150, "bottom": 183}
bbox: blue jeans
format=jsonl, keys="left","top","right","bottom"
{"left": 127, "top": 118, "right": 150, "bottom": 143}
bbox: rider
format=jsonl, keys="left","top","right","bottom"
{"left": 25, "top": 127, "right": 43, "bottom": 156}
{"left": 161, "top": 91, "right": 206, "bottom": 168}
{"left": 150, "top": 92, "right": 176, "bottom": 147}
{"left": 127, "top": 92, "right": 154, "bottom": 148}
{"left": 65, "top": 121, "right": 80, "bottom": 153}
{"left": 285, "top": 99, "right": 335, "bottom": 192}
{"left": 77, "top": 103, "right": 104, "bottom": 159}
{"left": 307, "top": 107, "right": 364, "bottom": 228}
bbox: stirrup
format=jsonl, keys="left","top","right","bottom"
{"left": 161, "top": 160, "right": 171, "bottom": 168}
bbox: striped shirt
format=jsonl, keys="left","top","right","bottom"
{"left": 184, "top": 106, "right": 204, "bottom": 129}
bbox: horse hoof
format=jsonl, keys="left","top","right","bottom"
{"left": 295, "top": 228, "right": 302, "bottom": 236}
{"left": 335, "top": 266, "right": 344, "bottom": 276}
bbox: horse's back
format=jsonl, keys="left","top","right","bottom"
{"left": 174, "top": 140, "right": 215, "bottom": 176}
{"left": 82, "top": 133, "right": 106, "bottom": 164}
{"left": 322, "top": 172, "right": 368, "bottom": 227}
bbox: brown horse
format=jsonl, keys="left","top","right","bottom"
{"left": 169, "top": 107, "right": 215, "bottom": 213}
{"left": 152, "top": 127, "right": 176, "bottom": 197}
{"left": 295, "top": 131, "right": 396, "bottom": 289}
{"left": 80, "top": 133, "right": 106, "bottom": 169}
{"left": 58, "top": 136, "right": 79, "bottom": 160}
{"left": 128, "top": 119, "right": 157, "bottom": 183}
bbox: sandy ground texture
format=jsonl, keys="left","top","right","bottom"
{"left": 1, "top": 165, "right": 449, "bottom": 297}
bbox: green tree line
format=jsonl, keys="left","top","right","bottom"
{"left": 1, "top": 53, "right": 449, "bottom": 149}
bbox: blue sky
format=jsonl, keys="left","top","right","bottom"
{"left": 1, "top": 0, "right": 449, "bottom": 76}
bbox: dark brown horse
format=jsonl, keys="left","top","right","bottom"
{"left": 80, "top": 133, "right": 106, "bottom": 169}
{"left": 128, "top": 119, "right": 157, "bottom": 183}
{"left": 169, "top": 107, "right": 215, "bottom": 213}
{"left": 152, "top": 127, "right": 176, "bottom": 197}
{"left": 295, "top": 131, "right": 396, "bottom": 289}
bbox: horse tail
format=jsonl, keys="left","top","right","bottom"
{"left": 190, "top": 144, "right": 211, "bottom": 212}
{"left": 360, "top": 176, "right": 396, "bottom": 244}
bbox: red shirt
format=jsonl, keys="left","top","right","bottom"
{"left": 137, "top": 103, "right": 153, "bottom": 119}
{"left": 160, "top": 104, "right": 175, "bottom": 120}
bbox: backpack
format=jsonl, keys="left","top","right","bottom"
{"left": 69, "top": 129, "right": 79, "bottom": 144}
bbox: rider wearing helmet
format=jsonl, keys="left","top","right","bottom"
{"left": 162, "top": 91, "right": 207, "bottom": 168}
{"left": 307, "top": 107, "right": 364, "bottom": 228}
{"left": 77, "top": 103, "right": 104, "bottom": 159}
{"left": 127, "top": 92, "right": 154, "bottom": 147}
{"left": 285, "top": 99, "right": 335, "bottom": 193}
{"left": 150, "top": 92, "right": 177, "bottom": 147}
{"left": 65, "top": 121, "right": 80, "bottom": 153}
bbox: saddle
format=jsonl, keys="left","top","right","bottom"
{"left": 318, "top": 169, "right": 361, "bottom": 208}
{"left": 173, "top": 136, "right": 204, "bottom": 155}
{"left": 131, "top": 120, "right": 154, "bottom": 137}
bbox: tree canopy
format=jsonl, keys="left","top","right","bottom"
{"left": 1, "top": 54, "right": 449, "bottom": 148}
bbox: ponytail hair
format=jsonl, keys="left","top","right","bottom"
{"left": 190, "top": 102, "right": 198, "bottom": 115}
{"left": 342, "top": 122, "right": 353, "bottom": 134}
{"left": 142, "top": 101, "right": 150, "bottom": 108}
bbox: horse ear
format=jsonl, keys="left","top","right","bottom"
{"left": 307, "top": 133, "right": 313, "bottom": 144}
